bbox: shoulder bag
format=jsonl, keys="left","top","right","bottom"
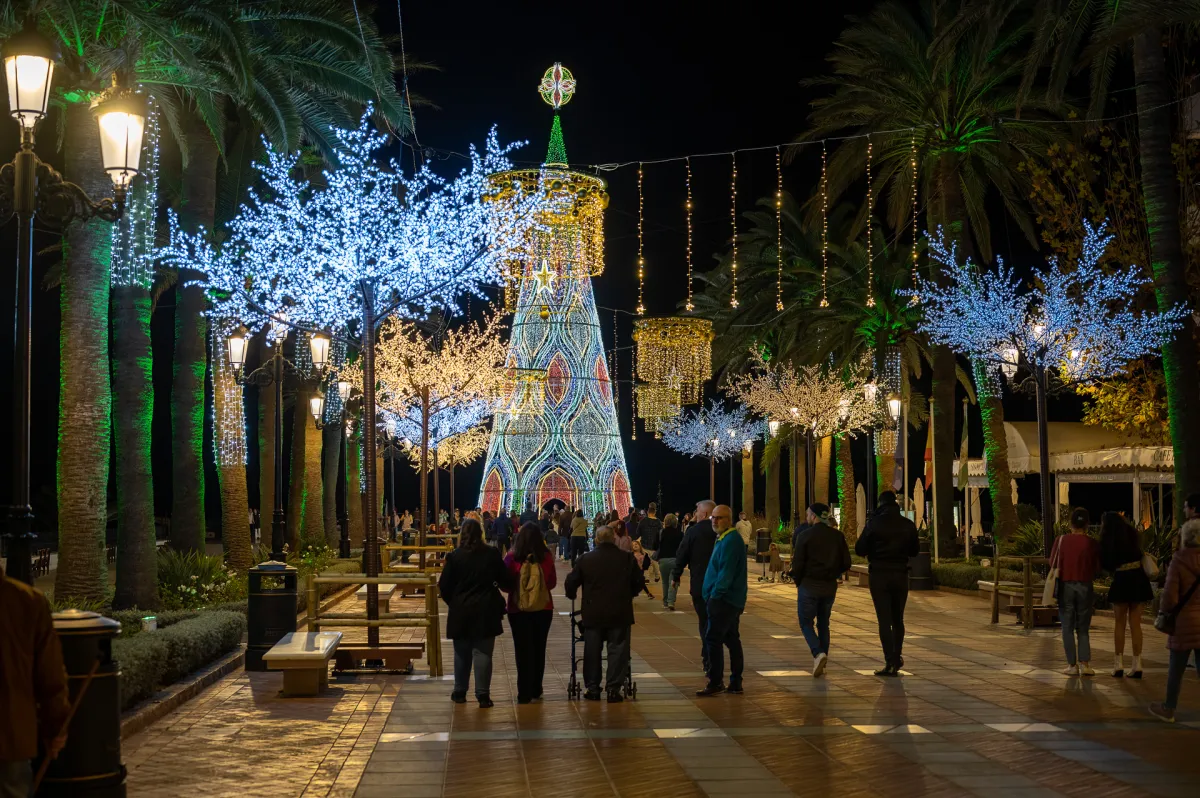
{"left": 1154, "top": 571, "right": 1200, "bottom": 635}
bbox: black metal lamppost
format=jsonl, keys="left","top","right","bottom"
{"left": 1, "top": 21, "right": 146, "bottom": 584}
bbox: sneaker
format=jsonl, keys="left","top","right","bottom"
{"left": 727, "top": 684, "right": 744, "bottom": 695}
{"left": 695, "top": 683, "right": 726, "bottom": 697}
{"left": 450, "top": 691, "right": 467, "bottom": 704}
{"left": 1148, "top": 702, "right": 1176, "bottom": 723}
{"left": 584, "top": 689, "right": 601, "bottom": 701}
{"left": 813, "top": 653, "right": 828, "bottom": 678}
{"left": 667, "top": 604, "right": 675, "bottom": 611}
{"left": 1078, "top": 662, "right": 1095, "bottom": 677}
{"left": 607, "top": 691, "right": 624, "bottom": 703}
{"left": 1061, "top": 664, "right": 1078, "bottom": 676}
{"left": 478, "top": 696, "right": 494, "bottom": 709}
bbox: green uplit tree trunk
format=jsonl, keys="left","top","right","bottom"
{"left": 741, "top": 447, "right": 754, "bottom": 519}
{"left": 211, "top": 318, "right": 254, "bottom": 572}
{"left": 815, "top": 436, "right": 831, "bottom": 506}
{"left": 836, "top": 433, "right": 856, "bottom": 544}
{"left": 55, "top": 103, "right": 112, "bottom": 603}
{"left": 973, "top": 361, "right": 1017, "bottom": 543}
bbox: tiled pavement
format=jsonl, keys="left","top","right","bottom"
{"left": 123, "top": 560, "right": 1200, "bottom": 797}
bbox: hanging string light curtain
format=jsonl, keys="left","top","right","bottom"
{"left": 820, "top": 140, "right": 829, "bottom": 308}
{"left": 632, "top": 316, "right": 713, "bottom": 405}
{"left": 636, "top": 162, "right": 645, "bottom": 315}
{"left": 729, "top": 152, "right": 739, "bottom": 309}
{"left": 910, "top": 132, "right": 920, "bottom": 300}
{"left": 685, "top": 157, "right": 695, "bottom": 313}
{"left": 775, "top": 146, "right": 784, "bottom": 312}
{"left": 865, "top": 135, "right": 875, "bottom": 308}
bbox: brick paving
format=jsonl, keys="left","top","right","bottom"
{"left": 123, "top": 560, "right": 1200, "bottom": 797}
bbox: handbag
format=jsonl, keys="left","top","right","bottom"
{"left": 1142, "top": 552, "right": 1160, "bottom": 580}
{"left": 1154, "top": 572, "right": 1200, "bottom": 635}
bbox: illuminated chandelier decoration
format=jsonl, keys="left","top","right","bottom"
{"left": 635, "top": 379, "right": 682, "bottom": 437}
{"left": 479, "top": 66, "right": 632, "bottom": 517}
{"left": 633, "top": 316, "right": 713, "bottom": 404}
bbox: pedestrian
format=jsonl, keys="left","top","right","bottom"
{"left": 1100, "top": 511, "right": 1154, "bottom": 678}
{"left": 1149, "top": 517, "right": 1200, "bottom": 722}
{"left": 438, "top": 518, "right": 511, "bottom": 708}
{"left": 565, "top": 525, "right": 646, "bottom": 702}
{"left": 656, "top": 513, "right": 683, "bottom": 611}
{"left": 520, "top": 502, "right": 539, "bottom": 526}
{"left": 636, "top": 503, "right": 663, "bottom": 582}
{"left": 791, "top": 503, "right": 851, "bottom": 677}
{"left": 482, "top": 511, "right": 494, "bottom": 543}
{"left": 735, "top": 511, "right": 754, "bottom": 547}
{"left": 625, "top": 508, "right": 640, "bottom": 540}
{"left": 696, "top": 504, "right": 747, "bottom": 696}
{"left": 1052, "top": 507, "right": 1101, "bottom": 676}
{"left": 614, "top": 519, "right": 633, "bottom": 553}
{"left": 557, "top": 509, "right": 572, "bottom": 560}
{"left": 0, "top": 564, "right": 70, "bottom": 798}
{"left": 631, "top": 541, "right": 656, "bottom": 599}
{"left": 570, "top": 509, "right": 590, "bottom": 566}
{"left": 855, "top": 491, "right": 919, "bottom": 676}
{"left": 494, "top": 508, "right": 512, "bottom": 554}
{"left": 767, "top": 543, "right": 784, "bottom": 582}
{"left": 674, "top": 500, "right": 717, "bottom": 673}
{"left": 1185, "top": 493, "right": 1200, "bottom": 524}
{"left": 503, "top": 522, "right": 556, "bottom": 704}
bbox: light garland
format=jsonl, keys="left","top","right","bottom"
{"left": 211, "top": 316, "right": 248, "bottom": 467}
{"left": 685, "top": 157, "right": 695, "bottom": 312}
{"left": 775, "top": 146, "right": 784, "bottom": 312}
{"left": 635, "top": 381, "right": 682, "bottom": 437}
{"left": 111, "top": 98, "right": 158, "bottom": 289}
{"left": 865, "top": 135, "right": 875, "bottom": 308}
{"left": 630, "top": 342, "right": 637, "bottom": 440}
{"left": 636, "top": 162, "right": 645, "bottom": 315}
{"left": 632, "top": 316, "right": 714, "bottom": 405}
{"left": 820, "top": 141, "right": 829, "bottom": 308}
{"left": 730, "top": 152, "right": 739, "bottom": 309}
{"left": 910, "top": 131, "right": 919, "bottom": 301}
{"left": 913, "top": 220, "right": 1188, "bottom": 384}
{"left": 661, "top": 400, "right": 764, "bottom": 463}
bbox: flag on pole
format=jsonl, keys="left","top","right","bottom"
{"left": 958, "top": 398, "right": 970, "bottom": 493}
{"left": 923, "top": 420, "right": 933, "bottom": 490}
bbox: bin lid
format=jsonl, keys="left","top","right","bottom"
{"left": 252, "top": 561, "right": 296, "bottom": 572}
{"left": 52, "top": 609, "right": 121, "bottom": 633}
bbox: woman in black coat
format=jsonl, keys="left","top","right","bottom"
{"left": 438, "top": 519, "right": 511, "bottom": 707}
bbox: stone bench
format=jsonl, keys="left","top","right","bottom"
{"left": 355, "top": 583, "right": 397, "bottom": 612}
{"left": 850, "top": 563, "right": 870, "bottom": 587}
{"left": 263, "top": 631, "right": 342, "bottom": 696}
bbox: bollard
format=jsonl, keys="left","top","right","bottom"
{"left": 246, "top": 563, "right": 297, "bottom": 671}
{"left": 41, "top": 609, "right": 124, "bottom": 797}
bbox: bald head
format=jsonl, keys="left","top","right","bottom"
{"left": 695, "top": 500, "right": 715, "bottom": 521}
{"left": 711, "top": 504, "right": 733, "bottom": 533}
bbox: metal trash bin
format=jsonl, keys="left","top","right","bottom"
{"left": 246, "top": 563, "right": 297, "bottom": 672}
{"left": 42, "top": 609, "right": 124, "bottom": 797}
{"left": 909, "top": 538, "right": 934, "bottom": 590}
{"left": 755, "top": 530, "right": 772, "bottom": 564}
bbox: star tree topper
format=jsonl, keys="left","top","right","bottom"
{"left": 539, "top": 63, "right": 576, "bottom": 109}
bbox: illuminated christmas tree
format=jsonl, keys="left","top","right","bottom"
{"left": 478, "top": 65, "right": 633, "bottom": 516}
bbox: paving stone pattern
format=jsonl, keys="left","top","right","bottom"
{"left": 123, "top": 560, "right": 1200, "bottom": 797}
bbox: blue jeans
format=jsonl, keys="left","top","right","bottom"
{"left": 1165, "top": 649, "right": 1199, "bottom": 710}
{"left": 0, "top": 760, "right": 31, "bottom": 798}
{"left": 452, "top": 635, "right": 495, "bottom": 698}
{"left": 796, "top": 585, "right": 835, "bottom": 657}
{"left": 704, "top": 597, "right": 744, "bottom": 688}
{"left": 659, "top": 558, "right": 678, "bottom": 606}
{"left": 558, "top": 535, "right": 570, "bottom": 558}
{"left": 1058, "top": 581, "right": 1094, "bottom": 665}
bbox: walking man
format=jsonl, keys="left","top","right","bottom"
{"left": 696, "top": 504, "right": 747, "bottom": 696}
{"left": 636, "top": 503, "right": 663, "bottom": 582}
{"left": 791, "top": 503, "right": 850, "bottom": 677}
{"left": 565, "top": 526, "right": 646, "bottom": 702}
{"left": 674, "top": 499, "right": 717, "bottom": 673}
{"left": 855, "top": 491, "right": 919, "bottom": 676}
{"left": 656, "top": 513, "right": 684, "bottom": 611}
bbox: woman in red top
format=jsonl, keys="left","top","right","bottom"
{"left": 503, "top": 522, "right": 557, "bottom": 704}
{"left": 1052, "top": 508, "right": 1101, "bottom": 676}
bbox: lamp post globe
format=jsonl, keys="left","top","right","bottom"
{"left": 2, "top": 20, "right": 56, "bottom": 131}
{"left": 225, "top": 326, "right": 249, "bottom": 375}
{"left": 337, "top": 380, "right": 352, "bottom": 402}
{"left": 309, "top": 394, "right": 326, "bottom": 425}
{"left": 887, "top": 393, "right": 902, "bottom": 424}
{"left": 310, "top": 331, "right": 332, "bottom": 373}
{"left": 90, "top": 80, "right": 147, "bottom": 200}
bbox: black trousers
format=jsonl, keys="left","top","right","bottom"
{"left": 691, "top": 594, "right": 710, "bottom": 672}
{"left": 508, "top": 610, "right": 553, "bottom": 701}
{"left": 582, "top": 624, "right": 630, "bottom": 694}
{"left": 570, "top": 536, "right": 588, "bottom": 566}
{"left": 868, "top": 568, "right": 909, "bottom": 665}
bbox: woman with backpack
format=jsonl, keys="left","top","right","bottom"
{"left": 503, "top": 522, "right": 557, "bottom": 704}
{"left": 438, "top": 518, "right": 511, "bottom": 708}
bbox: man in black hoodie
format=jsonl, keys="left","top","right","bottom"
{"left": 790, "top": 503, "right": 851, "bottom": 678}
{"left": 636, "top": 503, "right": 663, "bottom": 582}
{"left": 855, "top": 491, "right": 920, "bottom": 676}
{"left": 673, "top": 499, "right": 716, "bottom": 673}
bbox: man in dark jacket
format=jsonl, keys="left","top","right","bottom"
{"left": 1, "top": 566, "right": 69, "bottom": 795}
{"left": 519, "top": 502, "right": 539, "bottom": 526}
{"left": 494, "top": 510, "right": 512, "bottom": 553}
{"left": 790, "top": 503, "right": 851, "bottom": 677}
{"left": 565, "top": 526, "right": 646, "bottom": 702}
{"left": 855, "top": 491, "right": 920, "bottom": 676}
{"left": 636, "top": 503, "right": 663, "bottom": 582}
{"left": 673, "top": 499, "right": 717, "bottom": 672}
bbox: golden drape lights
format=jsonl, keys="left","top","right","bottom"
{"left": 685, "top": 158, "right": 695, "bottom": 312}
{"left": 495, "top": 366, "right": 547, "bottom": 418}
{"left": 635, "top": 381, "right": 682, "bottom": 437}
{"left": 636, "top": 162, "right": 645, "bottom": 315}
{"left": 910, "top": 130, "right": 920, "bottom": 303}
{"left": 729, "top": 152, "right": 739, "bottom": 309}
{"left": 633, "top": 316, "right": 713, "bottom": 404}
{"left": 865, "top": 136, "right": 875, "bottom": 308}
{"left": 820, "top": 141, "right": 829, "bottom": 308}
{"left": 775, "top": 146, "right": 784, "bottom": 312}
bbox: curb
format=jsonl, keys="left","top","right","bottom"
{"left": 120, "top": 644, "right": 246, "bottom": 740}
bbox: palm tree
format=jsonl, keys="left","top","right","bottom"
{"left": 801, "top": 0, "right": 1064, "bottom": 548}
{"left": 1022, "top": 0, "right": 1200, "bottom": 521}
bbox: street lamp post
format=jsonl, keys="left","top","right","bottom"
{"left": 1, "top": 22, "right": 144, "bottom": 583}
{"left": 337, "top": 380, "right": 352, "bottom": 558}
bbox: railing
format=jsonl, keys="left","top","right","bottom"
{"left": 304, "top": 572, "right": 443, "bottom": 676}
{"left": 381, "top": 543, "right": 454, "bottom": 573}
{"left": 990, "top": 555, "right": 1049, "bottom": 630}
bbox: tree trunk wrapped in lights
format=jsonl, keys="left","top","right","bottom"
{"left": 210, "top": 317, "right": 254, "bottom": 572}
{"left": 973, "top": 360, "right": 1017, "bottom": 545}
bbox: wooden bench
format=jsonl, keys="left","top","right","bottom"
{"left": 850, "top": 563, "right": 870, "bottom": 587}
{"left": 355, "top": 583, "right": 397, "bottom": 612}
{"left": 263, "top": 631, "right": 342, "bottom": 696}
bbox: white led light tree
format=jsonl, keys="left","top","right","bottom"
{"left": 730, "top": 351, "right": 880, "bottom": 523}
{"left": 158, "top": 111, "right": 545, "bottom": 650}
{"left": 661, "top": 400, "right": 765, "bottom": 502}
{"left": 914, "top": 219, "right": 1187, "bottom": 553}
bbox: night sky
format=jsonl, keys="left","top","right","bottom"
{"left": 0, "top": 0, "right": 1123, "bottom": 545}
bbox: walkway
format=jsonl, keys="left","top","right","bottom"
{"left": 123, "top": 560, "right": 1200, "bottom": 798}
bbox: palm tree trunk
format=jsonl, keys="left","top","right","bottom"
{"left": 322, "top": 420, "right": 342, "bottom": 549}
{"left": 257, "top": 334, "right": 276, "bottom": 534}
{"left": 346, "top": 431, "right": 365, "bottom": 549}
{"left": 110, "top": 285, "right": 156, "bottom": 609}
{"left": 974, "top": 361, "right": 1018, "bottom": 544}
{"left": 286, "top": 396, "right": 305, "bottom": 554}
{"left": 1133, "top": 29, "right": 1200, "bottom": 522}
{"left": 764, "top": 459, "right": 780, "bottom": 534}
{"left": 741, "top": 447, "right": 754, "bottom": 518}
{"left": 835, "top": 433, "right": 856, "bottom": 544}
{"left": 815, "top": 436, "right": 832, "bottom": 505}
{"left": 299, "top": 399, "right": 323, "bottom": 548}
{"left": 211, "top": 318, "right": 253, "bottom": 572}
{"left": 55, "top": 104, "right": 112, "bottom": 602}
{"left": 931, "top": 349, "right": 957, "bottom": 553}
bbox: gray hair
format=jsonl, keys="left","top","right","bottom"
{"left": 596, "top": 526, "right": 616, "bottom": 545}
{"left": 1182, "top": 519, "right": 1200, "bottom": 548}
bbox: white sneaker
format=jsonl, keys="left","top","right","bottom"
{"left": 813, "top": 653, "right": 828, "bottom": 677}
{"left": 1079, "top": 662, "right": 1095, "bottom": 677}
{"left": 1061, "top": 664, "right": 1078, "bottom": 676}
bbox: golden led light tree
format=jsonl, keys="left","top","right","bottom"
{"left": 404, "top": 425, "right": 491, "bottom": 520}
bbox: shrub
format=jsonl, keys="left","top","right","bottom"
{"left": 112, "top": 633, "right": 170, "bottom": 709}
{"left": 110, "top": 609, "right": 201, "bottom": 638}
{"left": 296, "top": 560, "right": 363, "bottom": 614}
{"left": 932, "top": 561, "right": 1043, "bottom": 591}
{"left": 157, "top": 550, "right": 246, "bottom": 610}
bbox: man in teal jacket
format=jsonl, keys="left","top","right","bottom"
{"left": 697, "top": 504, "right": 747, "bottom": 696}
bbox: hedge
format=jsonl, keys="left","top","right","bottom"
{"left": 931, "top": 561, "right": 1040, "bottom": 591}
{"left": 113, "top": 610, "right": 246, "bottom": 711}
{"left": 110, "top": 609, "right": 202, "bottom": 638}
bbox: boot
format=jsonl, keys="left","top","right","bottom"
{"left": 1128, "top": 655, "right": 1143, "bottom": 679}
{"left": 1111, "top": 653, "right": 1124, "bottom": 678}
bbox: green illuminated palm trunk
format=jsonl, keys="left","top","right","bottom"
{"left": 974, "top": 361, "right": 1017, "bottom": 544}
{"left": 764, "top": 460, "right": 780, "bottom": 534}
{"left": 211, "top": 318, "right": 254, "bottom": 572}
{"left": 55, "top": 104, "right": 113, "bottom": 603}
{"left": 836, "top": 434, "right": 856, "bottom": 543}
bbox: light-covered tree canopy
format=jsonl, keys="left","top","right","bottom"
{"left": 661, "top": 400, "right": 765, "bottom": 462}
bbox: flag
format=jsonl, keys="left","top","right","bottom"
{"left": 923, "top": 420, "right": 933, "bottom": 490}
{"left": 958, "top": 398, "right": 970, "bottom": 493}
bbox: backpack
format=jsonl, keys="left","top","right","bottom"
{"left": 518, "top": 556, "right": 551, "bottom": 612}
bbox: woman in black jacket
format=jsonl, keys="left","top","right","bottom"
{"left": 438, "top": 519, "right": 511, "bottom": 707}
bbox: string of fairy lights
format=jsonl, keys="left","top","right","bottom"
{"left": 865, "top": 135, "right": 875, "bottom": 309}
{"left": 910, "top": 132, "right": 920, "bottom": 299}
{"left": 820, "top": 141, "right": 829, "bottom": 308}
{"left": 636, "top": 162, "right": 646, "bottom": 316}
{"left": 685, "top": 158, "right": 695, "bottom": 313}
{"left": 775, "top": 146, "right": 783, "bottom": 312}
{"left": 729, "top": 152, "right": 739, "bottom": 309}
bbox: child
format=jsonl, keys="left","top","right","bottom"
{"left": 631, "top": 540, "right": 656, "bottom": 599}
{"left": 768, "top": 543, "right": 784, "bottom": 582}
